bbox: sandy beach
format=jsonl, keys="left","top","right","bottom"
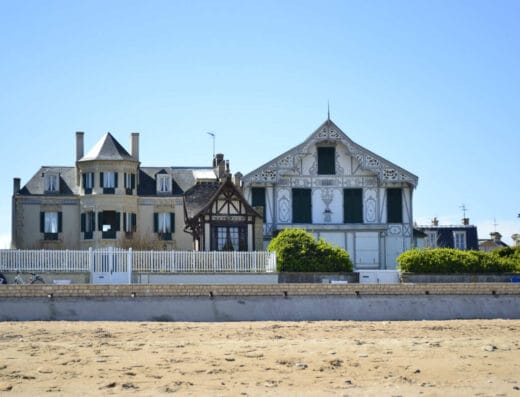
{"left": 0, "top": 320, "right": 519, "bottom": 396}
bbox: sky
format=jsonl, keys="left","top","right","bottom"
{"left": 0, "top": 0, "right": 519, "bottom": 248}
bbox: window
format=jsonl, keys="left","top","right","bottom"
{"left": 343, "top": 188, "right": 363, "bottom": 223}
{"left": 82, "top": 172, "right": 94, "bottom": 194}
{"left": 100, "top": 172, "right": 117, "bottom": 194}
{"left": 154, "top": 212, "right": 175, "bottom": 240}
{"left": 212, "top": 225, "right": 247, "bottom": 251}
{"left": 40, "top": 211, "right": 62, "bottom": 240}
{"left": 453, "top": 231, "right": 467, "bottom": 250}
{"left": 44, "top": 174, "right": 59, "bottom": 193}
{"left": 98, "top": 211, "right": 120, "bottom": 239}
{"left": 317, "top": 147, "right": 335, "bottom": 175}
{"left": 81, "top": 211, "right": 96, "bottom": 240}
{"left": 123, "top": 212, "right": 136, "bottom": 233}
{"left": 425, "top": 231, "right": 437, "bottom": 248}
{"left": 251, "top": 187, "right": 266, "bottom": 221}
{"left": 124, "top": 173, "right": 136, "bottom": 195}
{"left": 157, "top": 175, "right": 171, "bottom": 193}
{"left": 387, "top": 188, "right": 403, "bottom": 223}
{"left": 292, "top": 188, "right": 312, "bottom": 223}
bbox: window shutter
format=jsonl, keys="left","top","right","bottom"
{"left": 170, "top": 213, "right": 175, "bottom": 233}
{"left": 344, "top": 189, "right": 363, "bottom": 223}
{"left": 153, "top": 213, "right": 158, "bottom": 233}
{"left": 132, "top": 213, "right": 136, "bottom": 229}
{"left": 100, "top": 172, "right": 104, "bottom": 188}
{"left": 40, "top": 212, "right": 45, "bottom": 233}
{"left": 131, "top": 174, "right": 136, "bottom": 189}
{"left": 82, "top": 173, "right": 86, "bottom": 188}
{"left": 98, "top": 212, "right": 103, "bottom": 231}
{"left": 91, "top": 212, "right": 96, "bottom": 230}
{"left": 252, "top": 187, "right": 266, "bottom": 221}
{"left": 387, "top": 188, "right": 403, "bottom": 223}
{"left": 123, "top": 212, "right": 127, "bottom": 232}
{"left": 115, "top": 212, "right": 121, "bottom": 231}
{"left": 292, "top": 189, "right": 312, "bottom": 223}
{"left": 58, "top": 212, "right": 63, "bottom": 233}
{"left": 81, "top": 213, "right": 85, "bottom": 232}
{"left": 317, "top": 147, "right": 335, "bottom": 175}
{"left": 114, "top": 172, "right": 118, "bottom": 188}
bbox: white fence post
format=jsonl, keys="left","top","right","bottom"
{"left": 128, "top": 248, "right": 133, "bottom": 284}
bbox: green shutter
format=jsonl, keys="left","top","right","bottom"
{"left": 123, "top": 212, "right": 127, "bottom": 232}
{"left": 82, "top": 173, "right": 86, "bottom": 188}
{"left": 170, "top": 213, "right": 175, "bottom": 233}
{"left": 114, "top": 172, "right": 118, "bottom": 188}
{"left": 153, "top": 213, "right": 158, "bottom": 233}
{"left": 132, "top": 213, "right": 136, "bottom": 230}
{"left": 387, "top": 188, "right": 403, "bottom": 223}
{"left": 292, "top": 188, "right": 312, "bottom": 223}
{"left": 98, "top": 212, "right": 103, "bottom": 231}
{"left": 318, "top": 147, "right": 335, "bottom": 175}
{"left": 252, "top": 187, "right": 266, "bottom": 221}
{"left": 58, "top": 212, "right": 63, "bottom": 233}
{"left": 100, "top": 172, "right": 104, "bottom": 188}
{"left": 344, "top": 189, "right": 363, "bottom": 223}
{"left": 40, "top": 212, "right": 45, "bottom": 233}
{"left": 131, "top": 174, "right": 136, "bottom": 189}
{"left": 115, "top": 212, "right": 120, "bottom": 231}
{"left": 81, "top": 213, "right": 85, "bottom": 232}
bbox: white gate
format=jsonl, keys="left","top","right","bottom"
{"left": 91, "top": 247, "right": 131, "bottom": 284}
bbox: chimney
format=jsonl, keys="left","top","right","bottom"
{"left": 13, "top": 178, "right": 20, "bottom": 195}
{"left": 432, "top": 217, "right": 439, "bottom": 226}
{"left": 76, "top": 131, "right": 84, "bottom": 161}
{"left": 490, "top": 232, "right": 502, "bottom": 243}
{"left": 131, "top": 132, "right": 139, "bottom": 161}
{"left": 215, "top": 153, "right": 225, "bottom": 179}
{"left": 462, "top": 218, "right": 470, "bottom": 226}
{"left": 233, "top": 172, "right": 243, "bottom": 188}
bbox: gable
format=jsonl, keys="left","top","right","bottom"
{"left": 243, "top": 119, "right": 418, "bottom": 187}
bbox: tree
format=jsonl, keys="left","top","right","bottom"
{"left": 268, "top": 228, "right": 353, "bottom": 272}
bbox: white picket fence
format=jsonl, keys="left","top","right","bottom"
{"left": 0, "top": 248, "right": 277, "bottom": 274}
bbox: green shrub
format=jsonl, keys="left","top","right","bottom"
{"left": 397, "top": 247, "right": 520, "bottom": 273}
{"left": 268, "top": 228, "right": 353, "bottom": 272}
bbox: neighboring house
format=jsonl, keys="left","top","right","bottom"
{"left": 12, "top": 132, "right": 261, "bottom": 251}
{"left": 241, "top": 118, "right": 419, "bottom": 270}
{"left": 479, "top": 232, "right": 509, "bottom": 252}
{"left": 512, "top": 234, "right": 520, "bottom": 247}
{"left": 414, "top": 217, "right": 479, "bottom": 250}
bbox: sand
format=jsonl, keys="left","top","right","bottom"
{"left": 0, "top": 320, "right": 519, "bottom": 396}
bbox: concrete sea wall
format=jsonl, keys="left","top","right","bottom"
{"left": 1, "top": 283, "right": 519, "bottom": 321}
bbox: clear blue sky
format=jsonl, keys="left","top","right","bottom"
{"left": 1, "top": 0, "right": 519, "bottom": 248}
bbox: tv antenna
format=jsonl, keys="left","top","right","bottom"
{"left": 460, "top": 204, "right": 468, "bottom": 219}
{"left": 206, "top": 132, "right": 215, "bottom": 163}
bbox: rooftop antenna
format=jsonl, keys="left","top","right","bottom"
{"left": 206, "top": 132, "right": 215, "bottom": 163}
{"left": 327, "top": 101, "right": 330, "bottom": 121}
{"left": 493, "top": 217, "right": 498, "bottom": 233}
{"left": 460, "top": 203, "right": 467, "bottom": 219}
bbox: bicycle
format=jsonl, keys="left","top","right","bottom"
{"left": 14, "top": 271, "right": 45, "bottom": 284}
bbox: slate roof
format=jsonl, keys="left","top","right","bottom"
{"left": 138, "top": 167, "right": 184, "bottom": 196}
{"left": 19, "top": 167, "right": 79, "bottom": 196}
{"left": 79, "top": 133, "right": 136, "bottom": 162}
{"left": 183, "top": 181, "right": 221, "bottom": 219}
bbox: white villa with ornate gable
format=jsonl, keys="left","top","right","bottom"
{"left": 241, "top": 118, "right": 418, "bottom": 270}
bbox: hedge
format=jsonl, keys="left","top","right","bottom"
{"left": 268, "top": 228, "right": 353, "bottom": 272}
{"left": 397, "top": 247, "right": 520, "bottom": 273}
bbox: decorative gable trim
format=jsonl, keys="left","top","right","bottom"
{"left": 243, "top": 120, "right": 418, "bottom": 187}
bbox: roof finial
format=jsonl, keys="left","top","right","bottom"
{"left": 327, "top": 101, "right": 330, "bottom": 121}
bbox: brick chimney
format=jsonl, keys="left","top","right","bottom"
{"left": 490, "top": 232, "right": 502, "bottom": 243}
{"left": 215, "top": 153, "right": 225, "bottom": 179}
{"left": 431, "top": 217, "right": 439, "bottom": 226}
{"left": 76, "top": 131, "right": 84, "bottom": 161}
{"left": 233, "top": 172, "right": 243, "bottom": 188}
{"left": 462, "top": 218, "right": 470, "bottom": 226}
{"left": 13, "top": 178, "right": 20, "bottom": 195}
{"left": 131, "top": 132, "right": 139, "bottom": 161}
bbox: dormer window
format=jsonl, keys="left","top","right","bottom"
{"left": 157, "top": 174, "right": 171, "bottom": 194}
{"left": 317, "top": 147, "right": 335, "bottom": 175}
{"left": 44, "top": 173, "right": 59, "bottom": 193}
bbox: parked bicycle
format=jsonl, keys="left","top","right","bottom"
{"left": 14, "top": 271, "right": 45, "bottom": 284}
